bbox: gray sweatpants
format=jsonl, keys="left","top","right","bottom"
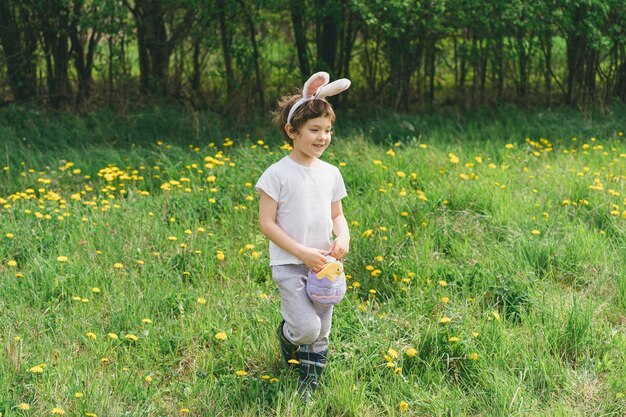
{"left": 272, "top": 264, "right": 333, "bottom": 353}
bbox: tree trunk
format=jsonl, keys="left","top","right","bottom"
{"left": 289, "top": 0, "right": 310, "bottom": 77}
{"left": 315, "top": 0, "right": 338, "bottom": 74}
{"left": 69, "top": 0, "right": 99, "bottom": 108}
{"left": 40, "top": 0, "right": 72, "bottom": 109}
{"left": 238, "top": 0, "right": 265, "bottom": 111}
{"left": 0, "top": 0, "right": 38, "bottom": 102}
{"left": 217, "top": 0, "right": 234, "bottom": 97}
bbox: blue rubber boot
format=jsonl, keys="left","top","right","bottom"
{"left": 277, "top": 320, "right": 299, "bottom": 368}
{"left": 297, "top": 346, "right": 327, "bottom": 402}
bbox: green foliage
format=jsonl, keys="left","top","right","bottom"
{"left": 0, "top": 107, "right": 626, "bottom": 415}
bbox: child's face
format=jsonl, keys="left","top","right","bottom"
{"left": 288, "top": 116, "right": 333, "bottom": 160}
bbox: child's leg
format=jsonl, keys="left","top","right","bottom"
{"left": 272, "top": 265, "right": 328, "bottom": 348}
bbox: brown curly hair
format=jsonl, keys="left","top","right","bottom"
{"left": 272, "top": 92, "right": 336, "bottom": 142}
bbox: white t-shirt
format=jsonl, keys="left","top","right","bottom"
{"left": 255, "top": 156, "right": 347, "bottom": 266}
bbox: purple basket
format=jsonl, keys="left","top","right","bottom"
{"left": 306, "top": 259, "right": 346, "bottom": 305}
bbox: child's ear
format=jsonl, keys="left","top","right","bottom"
{"left": 284, "top": 123, "right": 297, "bottom": 139}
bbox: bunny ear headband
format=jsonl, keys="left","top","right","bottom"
{"left": 286, "top": 71, "right": 351, "bottom": 124}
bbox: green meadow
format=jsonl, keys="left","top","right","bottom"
{"left": 1, "top": 106, "right": 625, "bottom": 416}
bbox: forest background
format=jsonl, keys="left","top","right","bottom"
{"left": 2, "top": 0, "right": 626, "bottom": 115}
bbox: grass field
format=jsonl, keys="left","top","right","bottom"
{"left": 1, "top": 106, "right": 625, "bottom": 416}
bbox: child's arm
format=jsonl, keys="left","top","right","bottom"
{"left": 330, "top": 200, "right": 350, "bottom": 260}
{"left": 258, "top": 190, "right": 328, "bottom": 272}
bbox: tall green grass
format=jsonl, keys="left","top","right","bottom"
{"left": 0, "top": 106, "right": 625, "bottom": 416}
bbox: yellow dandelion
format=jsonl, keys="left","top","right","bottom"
{"left": 505, "top": 143, "right": 514, "bottom": 149}
{"left": 18, "top": 403, "right": 30, "bottom": 410}
{"left": 107, "top": 333, "right": 118, "bottom": 340}
{"left": 448, "top": 153, "right": 460, "bottom": 164}
{"left": 438, "top": 280, "right": 448, "bottom": 287}
{"left": 6, "top": 233, "right": 14, "bottom": 238}
{"left": 125, "top": 334, "right": 138, "bottom": 342}
{"left": 86, "top": 332, "right": 97, "bottom": 340}
{"left": 531, "top": 229, "right": 541, "bottom": 235}
{"left": 168, "top": 236, "right": 177, "bottom": 241}
{"left": 85, "top": 413, "right": 98, "bottom": 417}
{"left": 399, "top": 401, "right": 409, "bottom": 412}
{"left": 441, "top": 297, "right": 449, "bottom": 303}
{"left": 179, "top": 409, "right": 190, "bottom": 414}
{"left": 216, "top": 250, "right": 225, "bottom": 261}
{"left": 7, "top": 260, "right": 17, "bottom": 267}
{"left": 57, "top": 255, "right": 68, "bottom": 263}
{"left": 472, "top": 332, "right": 479, "bottom": 337}
{"left": 74, "top": 392, "right": 84, "bottom": 398}
{"left": 51, "top": 408, "right": 65, "bottom": 415}
{"left": 145, "top": 375, "right": 152, "bottom": 383}
{"left": 287, "top": 359, "right": 300, "bottom": 365}
{"left": 197, "top": 297, "right": 207, "bottom": 305}
{"left": 235, "top": 370, "right": 248, "bottom": 376}
{"left": 214, "top": 332, "right": 227, "bottom": 341}
{"left": 113, "top": 262, "right": 124, "bottom": 269}
{"left": 92, "top": 287, "right": 100, "bottom": 294}
{"left": 29, "top": 365, "right": 44, "bottom": 373}
{"left": 405, "top": 348, "right": 417, "bottom": 358}
{"left": 448, "top": 336, "right": 460, "bottom": 343}
{"left": 440, "top": 316, "right": 452, "bottom": 324}
{"left": 386, "top": 362, "right": 396, "bottom": 368}
{"left": 387, "top": 348, "right": 399, "bottom": 358}
{"left": 469, "top": 352, "right": 480, "bottom": 361}
{"left": 394, "top": 367, "right": 402, "bottom": 374}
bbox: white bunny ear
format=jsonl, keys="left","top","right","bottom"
{"left": 316, "top": 79, "right": 351, "bottom": 99}
{"left": 302, "top": 71, "right": 330, "bottom": 98}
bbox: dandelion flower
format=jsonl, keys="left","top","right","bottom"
{"left": 197, "top": 297, "right": 207, "bottom": 305}
{"left": 214, "top": 332, "right": 227, "bottom": 341}
{"left": 74, "top": 392, "right": 84, "bottom": 398}
{"left": 405, "top": 348, "right": 417, "bottom": 358}
{"left": 145, "top": 375, "right": 152, "bottom": 383}
{"left": 287, "top": 359, "right": 300, "bottom": 365}
{"left": 438, "top": 280, "right": 448, "bottom": 287}
{"left": 387, "top": 348, "right": 399, "bottom": 359}
{"left": 92, "top": 287, "right": 100, "bottom": 294}
{"left": 113, "top": 263, "right": 124, "bottom": 269}
{"left": 492, "top": 311, "right": 501, "bottom": 321}
{"left": 531, "top": 229, "right": 541, "bottom": 235}
{"left": 86, "top": 332, "right": 97, "bottom": 340}
{"left": 448, "top": 336, "right": 460, "bottom": 343}
{"left": 440, "top": 316, "right": 452, "bottom": 324}
{"left": 142, "top": 318, "right": 152, "bottom": 324}
{"left": 440, "top": 297, "right": 449, "bottom": 303}
{"left": 448, "top": 153, "right": 460, "bottom": 164}
{"left": 6, "top": 233, "right": 14, "bottom": 238}
{"left": 29, "top": 365, "right": 44, "bottom": 373}
{"left": 469, "top": 352, "right": 480, "bottom": 361}
{"left": 125, "top": 334, "right": 138, "bottom": 342}
{"left": 7, "top": 260, "right": 17, "bottom": 267}
{"left": 216, "top": 251, "right": 225, "bottom": 261}
{"left": 18, "top": 403, "right": 30, "bottom": 410}
{"left": 51, "top": 408, "right": 65, "bottom": 415}
{"left": 57, "top": 256, "right": 68, "bottom": 262}
{"left": 180, "top": 409, "right": 190, "bottom": 414}
{"left": 85, "top": 413, "right": 97, "bottom": 417}
{"left": 235, "top": 370, "right": 248, "bottom": 376}
{"left": 399, "top": 401, "right": 409, "bottom": 412}
{"left": 107, "top": 333, "right": 118, "bottom": 340}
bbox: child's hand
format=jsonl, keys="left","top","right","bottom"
{"left": 298, "top": 247, "right": 328, "bottom": 272}
{"left": 330, "top": 234, "right": 350, "bottom": 260}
